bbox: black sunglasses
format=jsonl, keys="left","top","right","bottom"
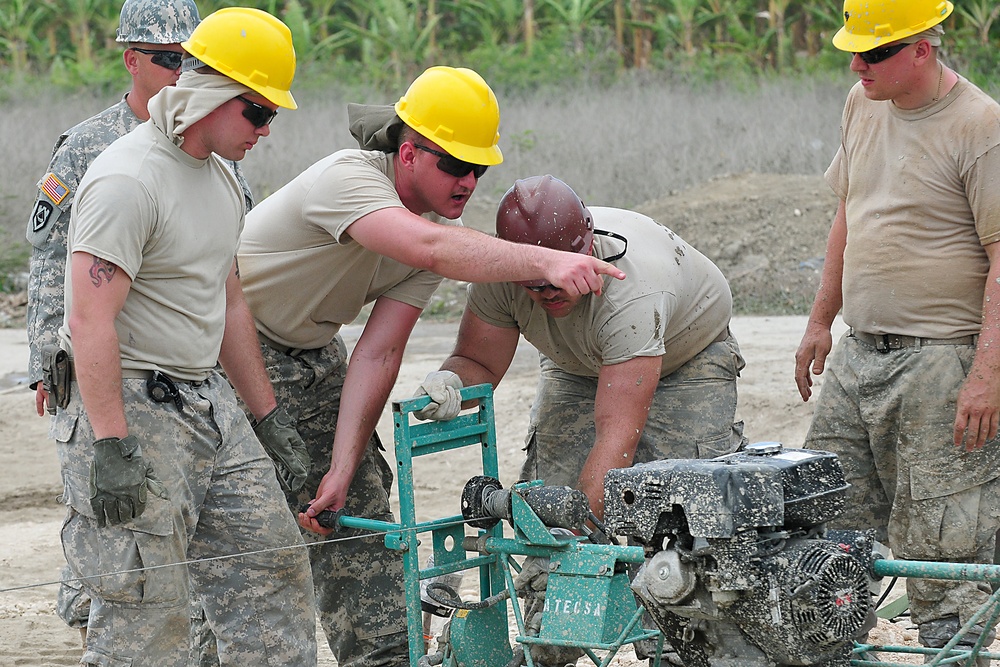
{"left": 854, "top": 42, "right": 909, "bottom": 65}
{"left": 130, "top": 47, "right": 184, "bottom": 70}
{"left": 413, "top": 143, "right": 488, "bottom": 179}
{"left": 521, "top": 229, "right": 628, "bottom": 293}
{"left": 236, "top": 96, "right": 278, "bottom": 129}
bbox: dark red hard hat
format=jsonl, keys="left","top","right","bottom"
{"left": 496, "top": 175, "right": 594, "bottom": 256}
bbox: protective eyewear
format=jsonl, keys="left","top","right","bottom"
{"left": 520, "top": 229, "right": 629, "bottom": 293}
{"left": 854, "top": 42, "right": 909, "bottom": 65}
{"left": 413, "top": 143, "right": 488, "bottom": 179}
{"left": 236, "top": 96, "right": 278, "bottom": 129}
{"left": 130, "top": 47, "right": 184, "bottom": 70}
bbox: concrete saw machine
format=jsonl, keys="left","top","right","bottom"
{"left": 323, "top": 385, "right": 1000, "bottom": 667}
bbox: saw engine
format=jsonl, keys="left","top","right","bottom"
{"left": 603, "top": 442, "right": 877, "bottom": 667}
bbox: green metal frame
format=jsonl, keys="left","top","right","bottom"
{"left": 332, "top": 383, "right": 659, "bottom": 666}
{"left": 850, "top": 560, "right": 1000, "bottom": 666}
{"left": 391, "top": 383, "right": 506, "bottom": 665}
{"left": 320, "top": 384, "right": 503, "bottom": 664}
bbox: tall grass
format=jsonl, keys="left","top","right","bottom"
{"left": 0, "top": 71, "right": 850, "bottom": 253}
{"left": 486, "top": 71, "right": 849, "bottom": 210}
{"left": 242, "top": 72, "right": 851, "bottom": 217}
{"left": 0, "top": 89, "right": 116, "bottom": 242}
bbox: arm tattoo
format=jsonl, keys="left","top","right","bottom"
{"left": 89, "top": 257, "right": 118, "bottom": 287}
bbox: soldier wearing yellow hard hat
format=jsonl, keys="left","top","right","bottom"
{"left": 235, "top": 66, "right": 625, "bottom": 665}
{"left": 54, "top": 6, "right": 318, "bottom": 665}
{"left": 795, "top": 2, "right": 1000, "bottom": 666}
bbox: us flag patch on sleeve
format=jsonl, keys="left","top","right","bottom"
{"left": 40, "top": 173, "right": 70, "bottom": 205}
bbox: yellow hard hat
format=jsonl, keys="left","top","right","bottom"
{"left": 832, "top": 0, "right": 953, "bottom": 52}
{"left": 182, "top": 7, "right": 297, "bottom": 109}
{"left": 395, "top": 66, "right": 503, "bottom": 166}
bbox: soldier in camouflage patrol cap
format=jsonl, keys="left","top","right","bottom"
{"left": 116, "top": 0, "right": 198, "bottom": 43}
{"left": 24, "top": 0, "right": 250, "bottom": 661}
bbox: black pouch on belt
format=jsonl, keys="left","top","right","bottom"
{"left": 41, "top": 344, "right": 71, "bottom": 413}
{"left": 146, "top": 371, "right": 184, "bottom": 411}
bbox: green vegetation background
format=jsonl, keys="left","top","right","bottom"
{"left": 3, "top": 0, "right": 999, "bottom": 93}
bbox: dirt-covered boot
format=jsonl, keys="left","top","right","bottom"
{"left": 919, "top": 616, "right": 994, "bottom": 667}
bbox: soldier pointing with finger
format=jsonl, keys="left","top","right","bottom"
{"left": 236, "top": 68, "right": 625, "bottom": 666}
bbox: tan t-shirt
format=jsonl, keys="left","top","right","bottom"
{"left": 469, "top": 207, "right": 732, "bottom": 378}
{"left": 826, "top": 76, "right": 1000, "bottom": 338}
{"left": 238, "top": 150, "right": 459, "bottom": 349}
{"left": 63, "top": 121, "right": 245, "bottom": 380}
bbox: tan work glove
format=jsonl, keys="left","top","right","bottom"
{"left": 413, "top": 371, "right": 463, "bottom": 421}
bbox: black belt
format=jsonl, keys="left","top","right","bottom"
{"left": 120, "top": 369, "right": 205, "bottom": 387}
{"left": 850, "top": 329, "right": 978, "bottom": 354}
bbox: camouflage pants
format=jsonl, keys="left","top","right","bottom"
{"left": 51, "top": 373, "right": 317, "bottom": 666}
{"left": 55, "top": 564, "right": 89, "bottom": 628}
{"left": 805, "top": 332, "right": 1000, "bottom": 631}
{"left": 521, "top": 333, "right": 746, "bottom": 487}
{"left": 260, "top": 337, "right": 408, "bottom": 667}
{"left": 57, "top": 548, "right": 221, "bottom": 665}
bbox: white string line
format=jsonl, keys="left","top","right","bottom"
{"left": 0, "top": 515, "right": 474, "bottom": 595}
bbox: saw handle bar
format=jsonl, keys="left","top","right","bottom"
{"left": 299, "top": 503, "right": 344, "bottom": 530}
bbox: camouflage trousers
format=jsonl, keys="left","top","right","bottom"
{"left": 521, "top": 333, "right": 746, "bottom": 488}
{"left": 57, "top": 547, "right": 221, "bottom": 666}
{"left": 51, "top": 373, "right": 317, "bottom": 666}
{"left": 805, "top": 332, "right": 1000, "bottom": 631}
{"left": 260, "top": 336, "right": 408, "bottom": 667}
{"left": 55, "top": 564, "right": 89, "bottom": 628}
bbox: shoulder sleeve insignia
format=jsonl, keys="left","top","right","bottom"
{"left": 40, "top": 172, "right": 70, "bottom": 205}
{"left": 31, "top": 200, "right": 55, "bottom": 232}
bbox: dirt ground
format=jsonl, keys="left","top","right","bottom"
{"left": 0, "top": 173, "right": 988, "bottom": 665}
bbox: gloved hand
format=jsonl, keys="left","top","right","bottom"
{"left": 253, "top": 406, "right": 310, "bottom": 492}
{"left": 89, "top": 435, "right": 166, "bottom": 527}
{"left": 413, "top": 371, "right": 463, "bottom": 421}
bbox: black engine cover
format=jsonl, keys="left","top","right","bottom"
{"left": 604, "top": 444, "right": 849, "bottom": 543}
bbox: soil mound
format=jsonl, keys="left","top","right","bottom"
{"left": 637, "top": 172, "right": 837, "bottom": 314}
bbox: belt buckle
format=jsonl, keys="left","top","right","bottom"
{"left": 876, "top": 334, "right": 891, "bottom": 354}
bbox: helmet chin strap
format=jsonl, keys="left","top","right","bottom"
{"left": 593, "top": 229, "right": 628, "bottom": 263}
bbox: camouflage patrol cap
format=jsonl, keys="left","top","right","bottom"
{"left": 116, "top": 0, "right": 200, "bottom": 44}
